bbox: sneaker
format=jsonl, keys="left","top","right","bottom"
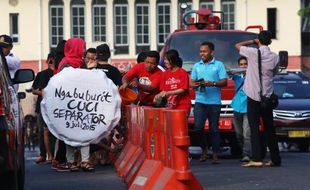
{"left": 35, "top": 156, "right": 46, "bottom": 164}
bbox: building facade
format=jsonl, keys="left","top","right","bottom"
{"left": 0, "top": 0, "right": 309, "bottom": 73}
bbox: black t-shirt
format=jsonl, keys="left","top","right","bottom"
{"left": 96, "top": 64, "right": 122, "bottom": 87}
{"left": 32, "top": 68, "right": 54, "bottom": 113}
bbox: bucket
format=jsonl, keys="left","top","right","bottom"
{"left": 119, "top": 88, "right": 138, "bottom": 105}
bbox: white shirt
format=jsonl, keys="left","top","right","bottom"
{"left": 240, "top": 45, "right": 279, "bottom": 101}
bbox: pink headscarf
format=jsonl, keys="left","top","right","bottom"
{"left": 56, "top": 38, "right": 85, "bottom": 73}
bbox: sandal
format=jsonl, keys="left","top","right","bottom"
{"left": 81, "top": 161, "right": 95, "bottom": 172}
{"left": 199, "top": 151, "right": 208, "bottom": 162}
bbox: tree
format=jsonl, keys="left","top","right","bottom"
{"left": 298, "top": 4, "right": 310, "bottom": 18}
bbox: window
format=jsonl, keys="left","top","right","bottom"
{"left": 157, "top": 2, "right": 171, "bottom": 46}
{"left": 200, "top": 0, "right": 214, "bottom": 10}
{"left": 9, "top": 14, "right": 19, "bottom": 43}
{"left": 114, "top": 4, "right": 128, "bottom": 46}
{"left": 136, "top": 2, "right": 149, "bottom": 46}
{"left": 267, "top": 8, "right": 277, "bottom": 39}
{"left": 49, "top": 0, "right": 64, "bottom": 47}
{"left": 71, "top": 0, "right": 85, "bottom": 39}
{"left": 221, "top": 0, "right": 235, "bottom": 30}
{"left": 92, "top": 0, "right": 106, "bottom": 42}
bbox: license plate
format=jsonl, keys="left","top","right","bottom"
{"left": 288, "top": 131, "right": 310, "bottom": 138}
{"left": 204, "top": 118, "right": 232, "bottom": 130}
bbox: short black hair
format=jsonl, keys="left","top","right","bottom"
{"left": 200, "top": 41, "right": 215, "bottom": 51}
{"left": 137, "top": 51, "right": 147, "bottom": 63}
{"left": 86, "top": 48, "right": 96, "bottom": 54}
{"left": 96, "top": 44, "right": 111, "bottom": 61}
{"left": 238, "top": 56, "right": 247, "bottom": 65}
{"left": 258, "top": 30, "right": 272, "bottom": 45}
{"left": 47, "top": 52, "right": 55, "bottom": 60}
{"left": 146, "top": 51, "right": 160, "bottom": 63}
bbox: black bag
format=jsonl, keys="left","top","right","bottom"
{"left": 257, "top": 49, "right": 278, "bottom": 109}
{"left": 260, "top": 93, "right": 279, "bottom": 109}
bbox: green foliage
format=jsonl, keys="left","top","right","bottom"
{"left": 298, "top": 4, "right": 310, "bottom": 18}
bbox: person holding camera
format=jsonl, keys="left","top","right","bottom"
{"left": 235, "top": 30, "right": 281, "bottom": 167}
{"left": 191, "top": 41, "right": 228, "bottom": 164}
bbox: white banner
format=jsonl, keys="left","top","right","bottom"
{"left": 41, "top": 67, "right": 121, "bottom": 146}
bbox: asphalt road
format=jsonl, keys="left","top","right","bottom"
{"left": 24, "top": 146, "right": 310, "bottom": 190}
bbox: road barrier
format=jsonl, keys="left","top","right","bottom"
{"left": 115, "top": 105, "right": 204, "bottom": 190}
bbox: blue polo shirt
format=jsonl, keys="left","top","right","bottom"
{"left": 230, "top": 74, "right": 247, "bottom": 113}
{"left": 191, "top": 58, "right": 227, "bottom": 105}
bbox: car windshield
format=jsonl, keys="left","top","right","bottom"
{"left": 274, "top": 80, "right": 310, "bottom": 99}
{"left": 168, "top": 31, "right": 257, "bottom": 72}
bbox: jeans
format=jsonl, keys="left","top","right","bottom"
{"left": 233, "top": 112, "right": 251, "bottom": 157}
{"left": 247, "top": 97, "right": 281, "bottom": 164}
{"left": 193, "top": 103, "right": 221, "bottom": 153}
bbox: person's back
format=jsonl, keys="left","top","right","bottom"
{"left": 96, "top": 44, "right": 122, "bottom": 87}
{"left": 235, "top": 30, "right": 281, "bottom": 167}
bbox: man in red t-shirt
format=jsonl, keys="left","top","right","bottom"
{"left": 120, "top": 51, "right": 163, "bottom": 105}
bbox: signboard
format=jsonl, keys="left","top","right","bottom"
{"left": 41, "top": 67, "right": 121, "bottom": 146}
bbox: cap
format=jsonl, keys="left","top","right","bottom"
{"left": 0, "top": 35, "right": 13, "bottom": 48}
{"left": 96, "top": 44, "right": 111, "bottom": 61}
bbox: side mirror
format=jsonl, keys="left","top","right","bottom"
{"left": 13, "top": 69, "right": 35, "bottom": 84}
{"left": 279, "top": 51, "right": 288, "bottom": 69}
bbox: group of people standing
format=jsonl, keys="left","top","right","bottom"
{"left": 33, "top": 38, "right": 124, "bottom": 172}
{"left": 2, "top": 29, "right": 281, "bottom": 171}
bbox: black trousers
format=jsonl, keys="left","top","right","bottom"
{"left": 247, "top": 97, "right": 281, "bottom": 164}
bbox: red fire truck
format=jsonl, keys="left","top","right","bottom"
{"left": 161, "top": 7, "right": 287, "bottom": 155}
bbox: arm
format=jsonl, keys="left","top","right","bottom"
{"left": 206, "top": 78, "right": 227, "bottom": 87}
{"left": 32, "top": 88, "right": 43, "bottom": 96}
{"left": 119, "top": 75, "right": 130, "bottom": 90}
{"left": 235, "top": 39, "right": 258, "bottom": 50}
{"left": 137, "top": 83, "right": 159, "bottom": 93}
{"left": 6, "top": 55, "right": 21, "bottom": 70}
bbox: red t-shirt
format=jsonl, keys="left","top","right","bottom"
{"left": 160, "top": 68, "right": 191, "bottom": 114}
{"left": 124, "top": 63, "right": 162, "bottom": 105}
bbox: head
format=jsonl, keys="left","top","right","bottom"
{"left": 54, "top": 40, "right": 66, "bottom": 69}
{"left": 0, "top": 35, "right": 13, "bottom": 56}
{"left": 84, "top": 48, "right": 97, "bottom": 68}
{"left": 258, "top": 30, "right": 272, "bottom": 46}
{"left": 64, "top": 38, "right": 85, "bottom": 59}
{"left": 200, "top": 41, "right": 214, "bottom": 63}
{"left": 96, "top": 44, "right": 111, "bottom": 62}
{"left": 47, "top": 52, "right": 56, "bottom": 70}
{"left": 144, "top": 51, "right": 160, "bottom": 72}
{"left": 137, "top": 51, "right": 147, "bottom": 63}
{"left": 164, "top": 49, "right": 183, "bottom": 69}
{"left": 238, "top": 56, "right": 248, "bottom": 68}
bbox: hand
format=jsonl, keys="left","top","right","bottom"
{"left": 204, "top": 81, "right": 213, "bottom": 87}
{"left": 129, "top": 80, "right": 139, "bottom": 88}
{"left": 86, "top": 60, "right": 97, "bottom": 69}
{"left": 119, "top": 83, "right": 128, "bottom": 91}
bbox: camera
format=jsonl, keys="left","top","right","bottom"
{"left": 196, "top": 78, "right": 206, "bottom": 93}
